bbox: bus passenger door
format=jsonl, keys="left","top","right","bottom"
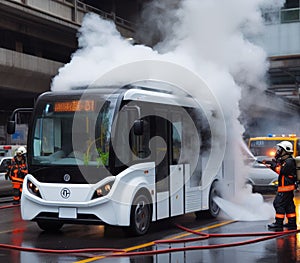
{"left": 155, "top": 111, "right": 185, "bottom": 219}
{"left": 154, "top": 114, "right": 170, "bottom": 220}
{"left": 170, "top": 116, "right": 184, "bottom": 217}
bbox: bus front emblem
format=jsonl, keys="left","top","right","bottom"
{"left": 63, "top": 174, "right": 71, "bottom": 182}
{"left": 61, "top": 188, "right": 71, "bottom": 199}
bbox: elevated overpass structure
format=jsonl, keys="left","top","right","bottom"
{"left": 260, "top": 6, "right": 300, "bottom": 107}
{"left": 0, "top": 0, "right": 134, "bottom": 143}
{"left": 0, "top": 0, "right": 134, "bottom": 109}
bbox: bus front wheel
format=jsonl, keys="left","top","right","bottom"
{"left": 36, "top": 220, "right": 63, "bottom": 232}
{"left": 125, "top": 192, "right": 152, "bottom": 236}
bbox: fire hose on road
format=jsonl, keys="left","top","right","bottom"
{"left": 105, "top": 224, "right": 299, "bottom": 258}
{"left": 0, "top": 203, "right": 20, "bottom": 210}
{"left": 0, "top": 204, "right": 299, "bottom": 258}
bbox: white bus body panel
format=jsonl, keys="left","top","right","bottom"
{"left": 21, "top": 162, "right": 156, "bottom": 226}
{"left": 184, "top": 162, "right": 220, "bottom": 213}
{"left": 170, "top": 164, "right": 184, "bottom": 217}
{"left": 184, "top": 164, "right": 201, "bottom": 213}
{"left": 156, "top": 191, "right": 169, "bottom": 220}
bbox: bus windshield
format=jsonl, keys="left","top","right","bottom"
{"left": 31, "top": 97, "right": 116, "bottom": 166}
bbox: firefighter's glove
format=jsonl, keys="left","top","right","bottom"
{"left": 269, "top": 160, "right": 277, "bottom": 170}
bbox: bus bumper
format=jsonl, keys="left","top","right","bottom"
{"left": 21, "top": 175, "right": 131, "bottom": 226}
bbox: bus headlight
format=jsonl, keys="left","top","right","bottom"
{"left": 92, "top": 181, "right": 114, "bottom": 199}
{"left": 27, "top": 180, "right": 42, "bottom": 198}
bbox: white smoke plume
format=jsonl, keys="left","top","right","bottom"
{"left": 51, "top": 0, "right": 285, "bottom": 220}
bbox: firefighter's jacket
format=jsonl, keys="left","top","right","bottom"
{"left": 8, "top": 156, "right": 28, "bottom": 184}
{"left": 272, "top": 156, "right": 297, "bottom": 192}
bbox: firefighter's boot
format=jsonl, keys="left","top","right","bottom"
{"left": 12, "top": 188, "right": 20, "bottom": 205}
{"left": 268, "top": 219, "right": 283, "bottom": 231}
{"left": 284, "top": 218, "right": 297, "bottom": 230}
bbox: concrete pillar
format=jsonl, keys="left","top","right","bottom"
{"left": 72, "top": 0, "right": 78, "bottom": 23}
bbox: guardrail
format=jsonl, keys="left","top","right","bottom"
{"left": 76, "top": 1, "right": 134, "bottom": 31}
{"left": 11, "top": 0, "right": 134, "bottom": 32}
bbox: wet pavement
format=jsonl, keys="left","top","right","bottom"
{"left": 0, "top": 192, "right": 300, "bottom": 263}
{"left": 0, "top": 179, "right": 12, "bottom": 197}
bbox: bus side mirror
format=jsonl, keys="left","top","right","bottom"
{"left": 7, "top": 121, "right": 16, "bottom": 134}
{"left": 6, "top": 108, "right": 33, "bottom": 135}
{"left": 133, "top": 120, "right": 143, "bottom": 136}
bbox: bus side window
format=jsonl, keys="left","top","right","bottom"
{"left": 297, "top": 140, "right": 300, "bottom": 157}
{"left": 129, "top": 116, "right": 151, "bottom": 160}
{"left": 114, "top": 108, "right": 151, "bottom": 167}
{"left": 185, "top": 108, "right": 206, "bottom": 187}
{"left": 114, "top": 109, "right": 131, "bottom": 167}
{"left": 172, "top": 119, "right": 182, "bottom": 165}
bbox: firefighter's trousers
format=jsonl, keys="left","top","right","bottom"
{"left": 273, "top": 191, "right": 296, "bottom": 224}
{"left": 11, "top": 177, "right": 24, "bottom": 203}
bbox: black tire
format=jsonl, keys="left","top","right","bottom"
{"left": 208, "top": 181, "right": 221, "bottom": 217}
{"left": 125, "top": 192, "right": 152, "bottom": 236}
{"left": 195, "top": 181, "right": 221, "bottom": 219}
{"left": 37, "top": 220, "right": 63, "bottom": 232}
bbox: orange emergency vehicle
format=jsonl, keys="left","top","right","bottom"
{"left": 248, "top": 134, "right": 300, "bottom": 158}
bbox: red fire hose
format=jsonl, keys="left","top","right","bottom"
{"left": 105, "top": 225, "right": 298, "bottom": 258}
{"left": 0, "top": 203, "right": 298, "bottom": 258}
{"left": 0, "top": 203, "right": 20, "bottom": 210}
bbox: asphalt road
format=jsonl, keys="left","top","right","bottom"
{"left": 0, "top": 179, "right": 12, "bottom": 197}
{"left": 0, "top": 193, "right": 300, "bottom": 263}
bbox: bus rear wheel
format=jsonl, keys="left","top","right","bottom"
{"left": 125, "top": 193, "right": 151, "bottom": 236}
{"left": 208, "top": 181, "right": 221, "bottom": 217}
{"left": 195, "top": 181, "right": 221, "bottom": 219}
{"left": 36, "top": 220, "right": 63, "bottom": 232}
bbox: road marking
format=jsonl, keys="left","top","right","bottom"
{"left": 0, "top": 230, "right": 16, "bottom": 235}
{"left": 74, "top": 220, "right": 235, "bottom": 263}
{"left": 0, "top": 197, "right": 13, "bottom": 203}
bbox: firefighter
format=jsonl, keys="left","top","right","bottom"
{"left": 8, "top": 146, "right": 28, "bottom": 205}
{"left": 267, "top": 141, "right": 297, "bottom": 230}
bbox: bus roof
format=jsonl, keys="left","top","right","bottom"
{"left": 123, "top": 88, "right": 198, "bottom": 107}
{"left": 39, "top": 81, "right": 200, "bottom": 108}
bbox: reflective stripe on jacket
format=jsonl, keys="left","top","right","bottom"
{"left": 277, "top": 156, "right": 296, "bottom": 193}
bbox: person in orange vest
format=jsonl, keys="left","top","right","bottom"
{"left": 7, "top": 146, "right": 28, "bottom": 205}
{"left": 267, "top": 141, "right": 297, "bottom": 230}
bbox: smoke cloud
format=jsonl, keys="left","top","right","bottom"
{"left": 51, "top": 0, "right": 286, "bottom": 220}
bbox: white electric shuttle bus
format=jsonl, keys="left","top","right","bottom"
{"left": 8, "top": 82, "right": 223, "bottom": 236}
